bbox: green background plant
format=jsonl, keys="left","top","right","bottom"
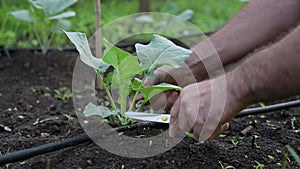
{"left": 0, "top": 0, "right": 247, "bottom": 48}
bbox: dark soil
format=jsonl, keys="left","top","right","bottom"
{"left": 0, "top": 50, "right": 299, "bottom": 169}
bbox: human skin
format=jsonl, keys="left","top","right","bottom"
{"left": 147, "top": 0, "right": 300, "bottom": 88}
{"left": 143, "top": 0, "right": 300, "bottom": 140}
{"left": 169, "top": 24, "right": 300, "bottom": 140}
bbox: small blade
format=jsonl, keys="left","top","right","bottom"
{"left": 125, "top": 112, "right": 171, "bottom": 123}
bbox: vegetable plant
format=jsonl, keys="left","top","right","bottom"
{"left": 64, "top": 31, "right": 191, "bottom": 125}
{"left": 9, "top": 0, "right": 78, "bottom": 54}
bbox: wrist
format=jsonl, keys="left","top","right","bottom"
{"left": 226, "top": 66, "right": 257, "bottom": 108}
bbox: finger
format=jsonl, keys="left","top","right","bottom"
{"left": 165, "top": 91, "right": 179, "bottom": 112}
{"left": 143, "top": 69, "right": 166, "bottom": 87}
{"left": 208, "top": 122, "right": 230, "bottom": 140}
{"left": 169, "top": 96, "right": 181, "bottom": 138}
{"left": 192, "top": 122, "right": 203, "bottom": 141}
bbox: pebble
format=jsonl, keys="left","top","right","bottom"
{"left": 41, "top": 132, "right": 50, "bottom": 138}
{"left": 86, "top": 159, "right": 93, "bottom": 165}
{"left": 23, "top": 62, "right": 31, "bottom": 69}
{"left": 49, "top": 104, "right": 56, "bottom": 111}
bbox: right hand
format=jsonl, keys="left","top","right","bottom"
{"left": 141, "top": 63, "right": 202, "bottom": 111}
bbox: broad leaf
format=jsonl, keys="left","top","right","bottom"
{"left": 177, "top": 9, "right": 194, "bottom": 21}
{"left": 10, "top": 10, "right": 33, "bottom": 22}
{"left": 83, "top": 102, "right": 117, "bottom": 118}
{"left": 103, "top": 39, "right": 131, "bottom": 68}
{"left": 47, "top": 11, "right": 76, "bottom": 20}
{"left": 112, "top": 56, "right": 143, "bottom": 112}
{"left": 137, "top": 83, "right": 182, "bottom": 103}
{"left": 29, "top": 0, "right": 78, "bottom": 15}
{"left": 135, "top": 34, "right": 192, "bottom": 78}
{"left": 103, "top": 40, "right": 143, "bottom": 112}
{"left": 57, "top": 19, "right": 72, "bottom": 30}
{"left": 63, "top": 31, "right": 109, "bottom": 72}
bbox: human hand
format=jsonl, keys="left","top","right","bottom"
{"left": 169, "top": 76, "right": 248, "bottom": 141}
{"left": 140, "top": 60, "right": 203, "bottom": 111}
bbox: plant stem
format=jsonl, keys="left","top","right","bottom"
{"left": 96, "top": 71, "right": 117, "bottom": 111}
{"left": 128, "top": 76, "right": 147, "bottom": 111}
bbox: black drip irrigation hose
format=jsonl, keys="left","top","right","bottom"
{"left": 236, "top": 99, "right": 300, "bottom": 117}
{"left": 1, "top": 99, "right": 300, "bottom": 165}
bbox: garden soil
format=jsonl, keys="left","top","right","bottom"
{"left": 0, "top": 50, "right": 299, "bottom": 169}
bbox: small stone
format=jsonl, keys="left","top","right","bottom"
{"left": 86, "top": 159, "right": 93, "bottom": 165}
{"left": 23, "top": 62, "right": 31, "bottom": 69}
{"left": 49, "top": 104, "right": 56, "bottom": 111}
{"left": 0, "top": 124, "right": 12, "bottom": 132}
{"left": 4, "top": 126, "right": 12, "bottom": 132}
{"left": 41, "top": 132, "right": 50, "bottom": 138}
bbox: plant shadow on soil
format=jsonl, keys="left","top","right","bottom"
{"left": 0, "top": 50, "right": 299, "bottom": 169}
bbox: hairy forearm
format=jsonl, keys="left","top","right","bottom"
{"left": 230, "top": 25, "right": 300, "bottom": 106}
{"left": 187, "top": 0, "right": 300, "bottom": 78}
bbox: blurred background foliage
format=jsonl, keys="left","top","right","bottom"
{"left": 0, "top": 0, "right": 247, "bottom": 48}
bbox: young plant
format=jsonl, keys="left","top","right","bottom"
{"left": 231, "top": 137, "right": 239, "bottom": 147}
{"left": 218, "top": 161, "right": 236, "bottom": 169}
{"left": 9, "top": 0, "right": 78, "bottom": 54}
{"left": 54, "top": 87, "right": 72, "bottom": 102}
{"left": 284, "top": 145, "right": 300, "bottom": 168}
{"left": 64, "top": 31, "right": 191, "bottom": 125}
{"left": 254, "top": 160, "right": 264, "bottom": 169}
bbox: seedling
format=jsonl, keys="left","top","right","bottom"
{"left": 17, "top": 115, "right": 25, "bottom": 120}
{"left": 252, "top": 135, "right": 261, "bottom": 149}
{"left": 63, "top": 114, "right": 73, "bottom": 121}
{"left": 30, "top": 87, "right": 37, "bottom": 93}
{"left": 254, "top": 160, "right": 264, "bottom": 169}
{"left": 284, "top": 145, "right": 300, "bottom": 167}
{"left": 54, "top": 87, "right": 72, "bottom": 102}
{"left": 218, "top": 161, "right": 236, "bottom": 169}
{"left": 291, "top": 117, "right": 296, "bottom": 130}
{"left": 231, "top": 137, "right": 239, "bottom": 147}
{"left": 9, "top": 0, "right": 78, "bottom": 54}
{"left": 258, "top": 102, "right": 265, "bottom": 107}
{"left": 64, "top": 31, "right": 191, "bottom": 125}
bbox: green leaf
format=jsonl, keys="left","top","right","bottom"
{"left": 29, "top": 0, "right": 78, "bottom": 16}
{"left": 83, "top": 102, "right": 117, "bottom": 118}
{"left": 177, "top": 9, "right": 194, "bottom": 21}
{"left": 10, "top": 10, "right": 34, "bottom": 22}
{"left": 47, "top": 11, "right": 76, "bottom": 20}
{"left": 112, "top": 56, "right": 143, "bottom": 112}
{"left": 103, "top": 39, "right": 143, "bottom": 113}
{"left": 137, "top": 83, "right": 181, "bottom": 103}
{"left": 103, "top": 72, "right": 114, "bottom": 83}
{"left": 286, "top": 145, "right": 300, "bottom": 166}
{"left": 132, "top": 77, "right": 142, "bottom": 89}
{"left": 135, "top": 34, "right": 192, "bottom": 74}
{"left": 63, "top": 31, "right": 109, "bottom": 72}
{"left": 103, "top": 39, "right": 131, "bottom": 68}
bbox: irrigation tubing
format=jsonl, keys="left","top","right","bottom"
{"left": 1, "top": 99, "right": 300, "bottom": 165}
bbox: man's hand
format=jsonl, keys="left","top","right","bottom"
{"left": 168, "top": 77, "right": 245, "bottom": 141}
